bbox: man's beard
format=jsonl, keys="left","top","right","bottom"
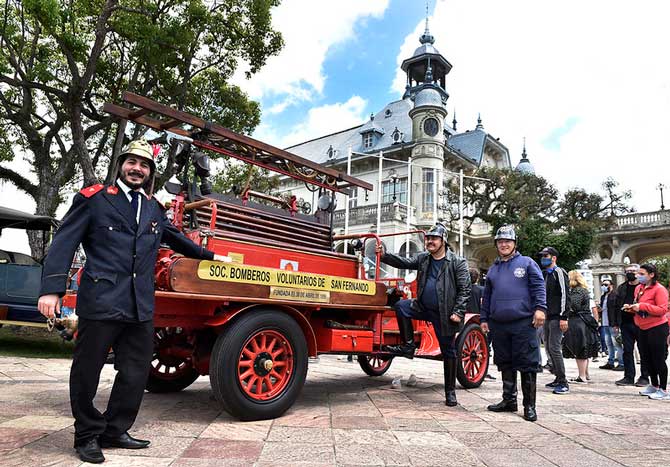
{"left": 121, "top": 171, "right": 147, "bottom": 189}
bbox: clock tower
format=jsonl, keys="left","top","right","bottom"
{"left": 402, "top": 18, "right": 450, "bottom": 225}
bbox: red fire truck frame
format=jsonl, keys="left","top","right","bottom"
{"left": 61, "top": 92, "right": 490, "bottom": 421}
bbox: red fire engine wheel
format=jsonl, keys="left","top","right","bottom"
{"left": 210, "top": 309, "right": 308, "bottom": 421}
{"left": 357, "top": 354, "right": 394, "bottom": 376}
{"left": 456, "top": 322, "right": 489, "bottom": 389}
{"left": 146, "top": 328, "right": 199, "bottom": 393}
{"left": 237, "top": 329, "right": 295, "bottom": 401}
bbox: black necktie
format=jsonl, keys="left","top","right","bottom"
{"left": 129, "top": 190, "right": 139, "bottom": 222}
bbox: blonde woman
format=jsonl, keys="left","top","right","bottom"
{"left": 563, "top": 271, "right": 600, "bottom": 382}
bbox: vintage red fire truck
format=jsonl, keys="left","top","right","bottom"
{"left": 59, "top": 92, "right": 489, "bottom": 421}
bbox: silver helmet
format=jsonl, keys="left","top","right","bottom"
{"left": 494, "top": 225, "right": 517, "bottom": 243}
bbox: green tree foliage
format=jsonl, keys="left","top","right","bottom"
{"left": 0, "top": 0, "right": 283, "bottom": 256}
{"left": 444, "top": 168, "right": 633, "bottom": 270}
{"left": 646, "top": 256, "right": 670, "bottom": 287}
{"left": 211, "top": 162, "right": 279, "bottom": 195}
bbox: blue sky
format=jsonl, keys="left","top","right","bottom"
{"left": 230, "top": 0, "right": 670, "bottom": 214}
{"left": 2, "top": 0, "right": 670, "bottom": 254}
{"left": 259, "top": 1, "right": 425, "bottom": 136}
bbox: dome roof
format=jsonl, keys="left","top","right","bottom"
{"left": 412, "top": 42, "right": 440, "bottom": 58}
{"left": 414, "top": 87, "right": 444, "bottom": 108}
{"left": 516, "top": 160, "right": 535, "bottom": 174}
{"left": 515, "top": 144, "right": 535, "bottom": 174}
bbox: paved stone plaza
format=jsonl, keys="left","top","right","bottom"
{"left": 1, "top": 353, "right": 669, "bottom": 466}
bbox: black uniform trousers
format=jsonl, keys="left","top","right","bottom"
{"left": 70, "top": 317, "right": 154, "bottom": 446}
{"left": 489, "top": 316, "right": 541, "bottom": 373}
{"left": 621, "top": 320, "right": 649, "bottom": 381}
{"left": 395, "top": 299, "right": 457, "bottom": 357}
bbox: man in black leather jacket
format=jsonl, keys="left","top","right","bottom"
{"left": 379, "top": 223, "right": 471, "bottom": 406}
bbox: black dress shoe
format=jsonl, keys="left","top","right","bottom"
{"left": 523, "top": 406, "right": 538, "bottom": 422}
{"left": 100, "top": 432, "right": 150, "bottom": 449}
{"left": 75, "top": 438, "right": 105, "bottom": 463}
{"left": 487, "top": 399, "right": 518, "bottom": 412}
{"left": 635, "top": 378, "right": 650, "bottom": 387}
{"left": 445, "top": 390, "right": 458, "bottom": 407}
{"left": 383, "top": 343, "right": 416, "bottom": 359}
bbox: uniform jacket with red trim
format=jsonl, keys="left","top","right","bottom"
{"left": 40, "top": 184, "right": 214, "bottom": 322}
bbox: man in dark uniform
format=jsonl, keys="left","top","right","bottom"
{"left": 378, "top": 223, "right": 471, "bottom": 406}
{"left": 38, "top": 140, "right": 229, "bottom": 463}
{"left": 481, "top": 225, "right": 546, "bottom": 422}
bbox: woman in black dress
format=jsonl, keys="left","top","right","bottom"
{"left": 563, "top": 270, "right": 600, "bottom": 382}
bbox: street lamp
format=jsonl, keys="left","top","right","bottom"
{"left": 657, "top": 183, "right": 666, "bottom": 210}
{"left": 388, "top": 168, "right": 399, "bottom": 203}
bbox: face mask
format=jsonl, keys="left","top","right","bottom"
{"left": 601, "top": 285, "right": 608, "bottom": 293}
{"left": 638, "top": 275, "right": 648, "bottom": 285}
{"left": 540, "top": 258, "right": 552, "bottom": 268}
{"left": 626, "top": 272, "right": 637, "bottom": 282}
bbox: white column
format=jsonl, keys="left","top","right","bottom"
{"left": 344, "top": 147, "right": 352, "bottom": 254}
{"left": 459, "top": 168, "right": 464, "bottom": 256}
{"left": 376, "top": 150, "right": 383, "bottom": 235}
{"left": 405, "top": 156, "right": 412, "bottom": 258}
{"left": 432, "top": 166, "right": 438, "bottom": 223}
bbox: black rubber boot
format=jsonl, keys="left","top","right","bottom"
{"left": 521, "top": 372, "right": 537, "bottom": 422}
{"left": 487, "top": 370, "right": 518, "bottom": 412}
{"left": 444, "top": 358, "right": 458, "bottom": 407}
{"left": 385, "top": 313, "right": 416, "bottom": 359}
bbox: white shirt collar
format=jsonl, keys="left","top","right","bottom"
{"left": 116, "top": 178, "right": 146, "bottom": 199}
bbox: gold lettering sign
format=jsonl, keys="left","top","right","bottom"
{"left": 269, "top": 287, "right": 330, "bottom": 303}
{"left": 198, "top": 261, "right": 375, "bottom": 296}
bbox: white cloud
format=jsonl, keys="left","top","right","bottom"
{"left": 234, "top": 0, "right": 389, "bottom": 108}
{"left": 393, "top": 0, "right": 670, "bottom": 212}
{"left": 255, "top": 95, "right": 368, "bottom": 149}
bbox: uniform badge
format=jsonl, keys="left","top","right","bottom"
{"left": 151, "top": 221, "right": 159, "bottom": 234}
{"left": 106, "top": 186, "right": 119, "bottom": 195}
{"left": 514, "top": 267, "right": 526, "bottom": 278}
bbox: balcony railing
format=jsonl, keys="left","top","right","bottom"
{"left": 333, "top": 203, "right": 411, "bottom": 229}
{"left": 615, "top": 210, "right": 670, "bottom": 229}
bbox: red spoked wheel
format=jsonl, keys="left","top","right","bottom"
{"left": 146, "top": 328, "right": 199, "bottom": 393}
{"left": 238, "top": 330, "right": 295, "bottom": 400}
{"left": 357, "top": 354, "right": 394, "bottom": 376}
{"left": 210, "top": 310, "right": 308, "bottom": 421}
{"left": 456, "top": 322, "right": 489, "bottom": 388}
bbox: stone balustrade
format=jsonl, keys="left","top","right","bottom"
{"left": 615, "top": 209, "right": 670, "bottom": 229}
{"left": 333, "top": 203, "right": 412, "bottom": 228}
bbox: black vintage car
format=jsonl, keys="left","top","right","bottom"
{"left": 0, "top": 206, "right": 58, "bottom": 327}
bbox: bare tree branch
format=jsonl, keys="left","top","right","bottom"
{"left": 0, "top": 164, "right": 37, "bottom": 197}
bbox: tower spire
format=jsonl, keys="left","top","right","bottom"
{"left": 476, "top": 113, "right": 483, "bottom": 129}
{"left": 515, "top": 137, "right": 535, "bottom": 174}
{"left": 452, "top": 110, "right": 457, "bottom": 131}
{"left": 420, "top": 0, "right": 435, "bottom": 45}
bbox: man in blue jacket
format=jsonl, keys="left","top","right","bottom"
{"left": 481, "top": 225, "right": 546, "bottom": 421}
{"left": 38, "top": 140, "right": 228, "bottom": 463}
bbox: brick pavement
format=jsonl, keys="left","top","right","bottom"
{"left": 1, "top": 353, "right": 669, "bottom": 466}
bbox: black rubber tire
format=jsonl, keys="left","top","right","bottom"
{"left": 146, "top": 366, "right": 199, "bottom": 393}
{"left": 145, "top": 328, "right": 199, "bottom": 393}
{"left": 357, "top": 354, "right": 394, "bottom": 376}
{"left": 209, "top": 310, "right": 308, "bottom": 421}
{"left": 456, "top": 322, "right": 489, "bottom": 389}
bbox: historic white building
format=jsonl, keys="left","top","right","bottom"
{"left": 277, "top": 23, "right": 533, "bottom": 276}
